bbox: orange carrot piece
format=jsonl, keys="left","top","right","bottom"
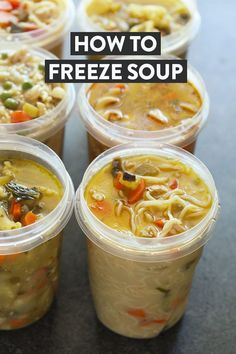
{"left": 172, "top": 295, "right": 187, "bottom": 309}
{"left": 127, "top": 308, "right": 146, "bottom": 318}
{"left": 128, "top": 179, "right": 146, "bottom": 204}
{"left": 115, "top": 83, "right": 126, "bottom": 90}
{"left": 0, "top": 255, "right": 6, "bottom": 265}
{"left": 11, "top": 200, "right": 22, "bottom": 221}
{"left": 91, "top": 200, "right": 113, "bottom": 216}
{"left": 9, "top": 318, "right": 28, "bottom": 329}
{"left": 169, "top": 179, "right": 178, "bottom": 190}
{"left": 154, "top": 219, "right": 164, "bottom": 229}
{"left": 22, "top": 22, "right": 38, "bottom": 32}
{"left": 11, "top": 111, "right": 32, "bottom": 123}
{"left": 163, "top": 92, "right": 178, "bottom": 101}
{"left": 113, "top": 171, "right": 123, "bottom": 190}
{"left": 140, "top": 318, "right": 167, "bottom": 327}
{"left": 22, "top": 211, "right": 37, "bottom": 226}
{"left": 8, "top": 0, "right": 20, "bottom": 9}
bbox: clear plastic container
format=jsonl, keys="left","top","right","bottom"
{"left": 0, "top": 0, "right": 75, "bottom": 58}
{"left": 0, "top": 45, "right": 75, "bottom": 157}
{"left": 77, "top": 0, "right": 201, "bottom": 58}
{"left": 0, "top": 134, "right": 74, "bottom": 330}
{"left": 75, "top": 143, "right": 219, "bottom": 339}
{"left": 77, "top": 55, "right": 209, "bottom": 161}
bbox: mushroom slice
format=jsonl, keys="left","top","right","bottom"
{"left": 95, "top": 96, "right": 120, "bottom": 110}
{"left": 148, "top": 109, "right": 169, "bottom": 124}
{"left": 180, "top": 102, "right": 198, "bottom": 114}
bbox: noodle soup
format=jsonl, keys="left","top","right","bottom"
{"left": 75, "top": 143, "right": 219, "bottom": 338}
{"left": 78, "top": 59, "right": 209, "bottom": 161}
{"left": 0, "top": 46, "right": 75, "bottom": 157}
{"left": 0, "top": 135, "right": 74, "bottom": 330}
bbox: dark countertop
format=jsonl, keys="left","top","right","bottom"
{"left": 1, "top": 0, "right": 236, "bottom": 353}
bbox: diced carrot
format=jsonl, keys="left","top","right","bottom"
{"left": 115, "top": 83, "right": 126, "bottom": 90}
{"left": 11, "top": 111, "right": 32, "bottom": 123}
{"left": 127, "top": 308, "right": 146, "bottom": 318}
{"left": 22, "top": 211, "right": 37, "bottom": 226}
{"left": 140, "top": 318, "right": 167, "bottom": 327}
{"left": 113, "top": 171, "right": 123, "bottom": 190}
{"left": 21, "top": 22, "right": 38, "bottom": 32}
{"left": 0, "top": 255, "right": 6, "bottom": 265}
{"left": 0, "top": 253, "right": 19, "bottom": 265}
{"left": 0, "top": 1, "right": 13, "bottom": 11}
{"left": 172, "top": 295, "right": 187, "bottom": 309}
{"left": 11, "top": 200, "right": 22, "bottom": 221}
{"left": 91, "top": 200, "right": 113, "bottom": 216}
{"left": 0, "top": 10, "right": 16, "bottom": 27}
{"left": 154, "top": 219, "right": 164, "bottom": 229}
{"left": 169, "top": 179, "right": 178, "bottom": 190}
{"left": 5, "top": 253, "right": 19, "bottom": 262}
{"left": 163, "top": 92, "right": 178, "bottom": 101}
{"left": 8, "top": 0, "right": 20, "bottom": 9}
{"left": 9, "top": 318, "right": 28, "bottom": 329}
{"left": 128, "top": 179, "right": 145, "bottom": 204}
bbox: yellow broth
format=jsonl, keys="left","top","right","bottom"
{"left": 88, "top": 83, "right": 202, "bottom": 131}
{"left": 85, "top": 155, "right": 212, "bottom": 238}
{"left": 86, "top": 0, "right": 191, "bottom": 33}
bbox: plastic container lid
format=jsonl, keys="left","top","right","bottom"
{"left": 0, "top": 135, "right": 74, "bottom": 255}
{"left": 0, "top": 45, "right": 75, "bottom": 142}
{"left": 0, "top": 0, "right": 75, "bottom": 51}
{"left": 75, "top": 143, "right": 219, "bottom": 262}
{"left": 77, "top": 55, "right": 210, "bottom": 149}
{"left": 77, "top": 0, "right": 201, "bottom": 57}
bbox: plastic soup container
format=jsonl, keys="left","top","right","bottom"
{"left": 78, "top": 0, "right": 201, "bottom": 58}
{"left": 0, "top": 45, "right": 75, "bottom": 157}
{"left": 0, "top": 0, "right": 75, "bottom": 58}
{"left": 0, "top": 135, "right": 74, "bottom": 330}
{"left": 78, "top": 56, "right": 209, "bottom": 161}
{"left": 75, "top": 143, "right": 219, "bottom": 339}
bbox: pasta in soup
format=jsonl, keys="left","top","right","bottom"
{"left": 88, "top": 82, "right": 202, "bottom": 131}
{"left": 85, "top": 155, "right": 212, "bottom": 237}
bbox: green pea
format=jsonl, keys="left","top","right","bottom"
{"left": 22, "top": 82, "right": 33, "bottom": 91}
{"left": 4, "top": 98, "right": 19, "bottom": 110}
{"left": 0, "top": 92, "right": 12, "bottom": 101}
{"left": 38, "top": 64, "right": 45, "bottom": 72}
{"left": 1, "top": 53, "right": 8, "bottom": 60}
{"left": 3, "top": 81, "right": 13, "bottom": 90}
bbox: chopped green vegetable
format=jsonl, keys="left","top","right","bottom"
{"left": 0, "top": 92, "right": 12, "bottom": 101}
{"left": 38, "top": 64, "right": 45, "bottom": 72}
{"left": 3, "top": 81, "right": 12, "bottom": 90}
{"left": 4, "top": 98, "right": 19, "bottom": 110}
{"left": 22, "top": 82, "right": 33, "bottom": 91}
{"left": 5, "top": 182, "right": 41, "bottom": 201}
{"left": 1, "top": 53, "right": 8, "bottom": 60}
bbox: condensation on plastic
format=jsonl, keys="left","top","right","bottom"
{"left": 0, "top": 0, "right": 75, "bottom": 51}
{"left": 0, "top": 135, "right": 75, "bottom": 255}
{"left": 75, "top": 143, "right": 219, "bottom": 263}
{"left": 77, "top": 55, "right": 210, "bottom": 149}
{"left": 77, "top": 0, "right": 201, "bottom": 57}
{"left": 0, "top": 45, "right": 75, "bottom": 142}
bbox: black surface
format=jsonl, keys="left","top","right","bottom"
{"left": 1, "top": 0, "right": 236, "bottom": 353}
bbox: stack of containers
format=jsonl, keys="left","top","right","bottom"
{"left": 0, "top": 0, "right": 75, "bottom": 329}
{"left": 0, "top": 0, "right": 220, "bottom": 337}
